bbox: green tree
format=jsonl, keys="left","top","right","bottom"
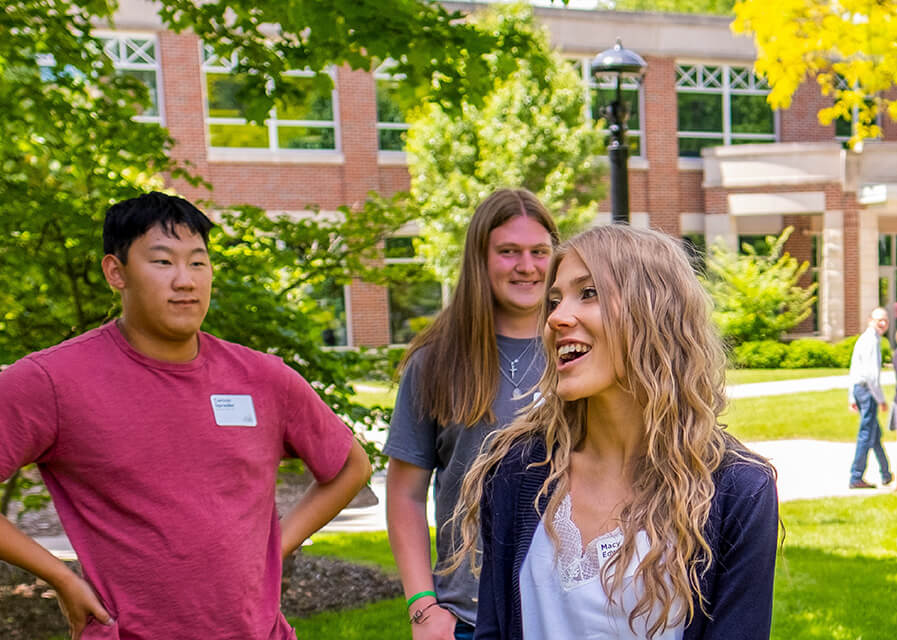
{"left": 406, "top": 4, "right": 606, "bottom": 283}
{"left": 611, "top": 0, "right": 735, "bottom": 14}
{"left": 733, "top": 0, "right": 897, "bottom": 147}
{"left": 701, "top": 227, "right": 817, "bottom": 346}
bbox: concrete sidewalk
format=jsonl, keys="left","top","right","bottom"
{"left": 728, "top": 370, "right": 896, "bottom": 398}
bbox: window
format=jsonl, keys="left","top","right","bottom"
{"left": 385, "top": 237, "right": 443, "bottom": 344}
{"left": 39, "top": 34, "right": 163, "bottom": 123}
{"left": 375, "top": 66, "right": 411, "bottom": 152}
{"left": 676, "top": 64, "right": 775, "bottom": 157}
{"left": 833, "top": 75, "right": 880, "bottom": 144}
{"left": 202, "top": 46, "right": 337, "bottom": 151}
{"left": 306, "top": 279, "right": 349, "bottom": 347}
{"left": 572, "top": 58, "right": 642, "bottom": 156}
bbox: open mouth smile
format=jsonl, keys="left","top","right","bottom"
{"left": 557, "top": 342, "right": 591, "bottom": 364}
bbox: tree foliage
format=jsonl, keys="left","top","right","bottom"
{"left": 733, "top": 0, "right": 897, "bottom": 147}
{"left": 157, "top": 0, "right": 555, "bottom": 121}
{"left": 701, "top": 227, "right": 817, "bottom": 345}
{"left": 406, "top": 4, "right": 605, "bottom": 282}
{"left": 612, "top": 0, "right": 735, "bottom": 15}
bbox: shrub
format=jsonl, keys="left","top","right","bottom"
{"left": 831, "top": 335, "right": 892, "bottom": 368}
{"left": 781, "top": 338, "right": 838, "bottom": 368}
{"left": 732, "top": 340, "right": 788, "bottom": 369}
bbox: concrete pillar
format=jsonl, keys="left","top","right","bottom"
{"left": 705, "top": 213, "right": 737, "bottom": 251}
{"left": 858, "top": 209, "right": 880, "bottom": 324}
{"left": 820, "top": 209, "right": 845, "bottom": 340}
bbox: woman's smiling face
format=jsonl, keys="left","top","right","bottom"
{"left": 545, "top": 251, "right": 619, "bottom": 402}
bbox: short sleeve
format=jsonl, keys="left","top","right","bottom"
{"left": 383, "top": 353, "right": 438, "bottom": 470}
{"left": 279, "top": 365, "right": 354, "bottom": 484}
{"left": 0, "top": 357, "right": 59, "bottom": 480}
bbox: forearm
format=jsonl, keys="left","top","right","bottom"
{"left": 0, "top": 514, "right": 78, "bottom": 590}
{"left": 280, "top": 439, "right": 371, "bottom": 557}
{"left": 387, "top": 489, "right": 437, "bottom": 598}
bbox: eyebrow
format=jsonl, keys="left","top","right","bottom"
{"left": 548, "top": 273, "right": 593, "bottom": 296}
{"left": 147, "top": 245, "right": 208, "bottom": 255}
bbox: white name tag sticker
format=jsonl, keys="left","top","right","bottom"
{"left": 210, "top": 395, "right": 257, "bottom": 427}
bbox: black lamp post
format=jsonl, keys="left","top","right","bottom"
{"left": 591, "top": 39, "right": 647, "bottom": 224}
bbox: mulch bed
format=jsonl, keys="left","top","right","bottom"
{"left": 1, "top": 470, "right": 401, "bottom": 639}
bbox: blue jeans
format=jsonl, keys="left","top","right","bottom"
{"left": 455, "top": 620, "right": 475, "bottom": 640}
{"left": 851, "top": 384, "right": 892, "bottom": 482}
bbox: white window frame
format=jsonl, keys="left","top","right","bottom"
{"left": 40, "top": 32, "right": 164, "bottom": 124}
{"left": 374, "top": 62, "right": 410, "bottom": 156}
{"left": 675, "top": 62, "right": 776, "bottom": 152}
{"left": 833, "top": 74, "right": 882, "bottom": 143}
{"left": 201, "top": 45, "right": 340, "bottom": 153}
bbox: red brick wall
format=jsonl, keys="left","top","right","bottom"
{"left": 642, "top": 56, "right": 680, "bottom": 235}
{"left": 780, "top": 76, "right": 835, "bottom": 143}
{"left": 782, "top": 215, "right": 816, "bottom": 332}
{"left": 826, "top": 184, "right": 861, "bottom": 335}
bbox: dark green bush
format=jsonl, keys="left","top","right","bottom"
{"left": 781, "top": 338, "right": 838, "bottom": 368}
{"left": 831, "top": 336, "right": 857, "bottom": 368}
{"left": 732, "top": 340, "right": 788, "bottom": 369}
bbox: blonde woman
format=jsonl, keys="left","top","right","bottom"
{"left": 385, "top": 189, "right": 559, "bottom": 640}
{"left": 453, "top": 225, "right": 778, "bottom": 640}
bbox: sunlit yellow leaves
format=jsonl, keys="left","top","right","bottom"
{"left": 734, "top": 0, "right": 897, "bottom": 147}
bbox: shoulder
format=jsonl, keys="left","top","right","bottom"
{"left": 200, "top": 331, "right": 286, "bottom": 373}
{"left": 714, "top": 454, "right": 776, "bottom": 501}
{"left": 24, "top": 325, "right": 112, "bottom": 374}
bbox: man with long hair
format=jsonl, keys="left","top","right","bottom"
{"left": 385, "top": 188, "right": 558, "bottom": 640}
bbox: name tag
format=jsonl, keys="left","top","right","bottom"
{"left": 210, "top": 394, "right": 257, "bottom": 427}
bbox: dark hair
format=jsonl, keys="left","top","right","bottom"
{"left": 103, "top": 192, "right": 215, "bottom": 263}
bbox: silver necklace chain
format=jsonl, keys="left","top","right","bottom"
{"left": 496, "top": 338, "right": 540, "bottom": 398}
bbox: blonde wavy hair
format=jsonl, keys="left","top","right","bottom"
{"left": 451, "top": 224, "right": 773, "bottom": 638}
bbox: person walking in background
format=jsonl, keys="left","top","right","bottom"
{"left": 384, "top": 189, "right": 558, "bottom": 640}
{"left": 0, "top": 192, "right": 372, "bottom": 640}
{"left": 848, "top": 306, "right": 894, "bottom": 489}
{"left": 453, "top": 225, "right": 779, "bottom": 640}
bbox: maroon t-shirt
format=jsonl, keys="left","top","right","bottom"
{"left": 0, "top": 322, "right": 354, "bottom": 639}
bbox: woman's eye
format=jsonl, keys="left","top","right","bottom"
{"left": 547, "top": 298, "right": 560, "bottom": 311}
{"left": 581, "top": 287, "right": 597, "bottom": 300}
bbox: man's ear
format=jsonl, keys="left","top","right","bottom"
{"left": 102, "top": 254, "right": 127, "bottom": 292}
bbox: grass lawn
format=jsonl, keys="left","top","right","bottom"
{"left": 723, "top": 384, "right": 895, "bottom": 441}
{"left": 725, "top": 368, "right": 848, "bottom": 385}
{"left": 289, "top": 496, "right": 897, "bottom": 640}
{"left": 351, "top": 380, "right": 397, "bottom": 409}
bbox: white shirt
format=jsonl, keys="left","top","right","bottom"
{"left": 848, "top": 326, "right": 885, "bottom": 405}
{"left": 520, "top": 494, "right": 684, "bottom": 640}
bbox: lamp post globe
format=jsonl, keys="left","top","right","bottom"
{"left": 591, "top": 39, "right": 646, "bottom": 224}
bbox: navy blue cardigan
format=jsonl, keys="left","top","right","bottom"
{"left": 474, "top": 439, "right": 779, "bottom": 640}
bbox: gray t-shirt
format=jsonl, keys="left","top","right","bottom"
{"left": 384, "top": 335, "right": 545, "bottom": 625}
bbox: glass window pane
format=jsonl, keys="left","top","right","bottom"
{"left": 119, "top": 68, "right": 158, "bottom": 116}
{"left": 276, "top": 75, "right": 333, "bottom": 121}
{"left": 677, "top": 92, "right": 722, "bottom": 133}
{"left": 276, "top": 126, "right": 335, "bottom": 150}
{"left": 209, "top": 123, "right": 268, "bottom": 148}
{"left": 879, "top": 235, "right": 892, "bottom": 266}
{"left": 731, "top": 94, "right": 774, "bottom": 135}
{"left": 880, "top": 277, "right": 889, "bottom": 308}
{"left": 591, "top": 87, "right": 640, "bottom": 130}
{"left": 678, "top": 137, "right": 720, "bottom": 158}
{"left": 389, "top": 268, "right": 443, "bottom": 344}
{"left": 308, "top": 279, "right": 347, "bottom": 347}
{"left": 835, "top": 113, "right": 852, "bottom": 138}
{"left": 810, "top": 235, "right": 820, "bottom": 269}
{"left": 378, "top": 128, "right": 405, "bottom": 152}
{"left": 385, "top": 237, "right": 416, "bottom": 259}
{"left": 376, "top": 79, "right": 407, "bottom": 124}
{"left": 207, "top": 72, "right": 253, "bottom": 119}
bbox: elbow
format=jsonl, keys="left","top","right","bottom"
{"left": 350, "top": 440, "right": 373, "bottom": 491}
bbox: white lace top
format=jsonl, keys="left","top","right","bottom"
{"left": 519, "top": 493, "right": 684, "bottom": 640}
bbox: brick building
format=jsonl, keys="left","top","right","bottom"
{"left": 107, "top": 1, "right": 897, "bottom": 345}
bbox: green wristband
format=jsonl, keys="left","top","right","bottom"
{"left": 406, "top": 590, "right": 437, "bottom": 608}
